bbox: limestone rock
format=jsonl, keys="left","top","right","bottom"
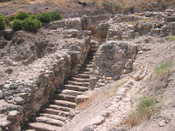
{"left": 75, "top": 95, "right": 89, "bottom": 103}
{"left": 94, "top": 41, "right": 137, "bottom": 80}
{"left": 109, "top": 128, "right": 127, "bottom": 131}
{"left": 91, "top": 116, "right": 105, "bottom": 125}
{"left": 166, "top": 16, "right": 175, "bottom": 22}
{"left": 82, "top": 125, "right": 94, "bottom": 131}
{"left": 0, "top": 91, "right": 3, "bottom": 99}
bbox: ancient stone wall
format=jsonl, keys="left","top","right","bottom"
{"left": 0, "top": 28, "right": 91, "bottom": 130}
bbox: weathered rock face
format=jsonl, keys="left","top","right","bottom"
{"left": 0, "top": 27, "right": 91, "bottom": 130}
{"left": 93, "top": 41, "right": 137, "bottom": 81}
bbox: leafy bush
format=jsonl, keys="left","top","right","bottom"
{"left": 37, "top": 13, "right": 52, "bottom": 23}
{"left": 0, "top": 14, "right": 5, "bottom": 30}
{"left": 15, "top": 12, "right": 30, "bottom": 20}
{"left": 48, "top": 11, "right": 62, "bottom": 21}
{"left": 37, "top": 11, "right": 62, "bottom": 23}
{"left": 23, "top": 17, "right": 42, "bottom": 32}
{"left": 11, "top": 19, "right": 23, "bottom": 31}
{"left": 136, "top": 97, "right": 156, "bottom": 115}
{"left": 0, "top": 11, "right": 62, "bottom": 32}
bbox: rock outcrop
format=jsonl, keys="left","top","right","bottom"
{"left": 0, "top": 22, "right": 91, "bottom": 130}
{"left": 96, "top": 41, "right": 137, "bottom": 79}
{"left": 89, "top": 41, "right": 137, "bottom": 89}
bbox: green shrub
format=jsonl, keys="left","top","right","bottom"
{"left": 123, "top": 96, "right": 157, "bottom": 127}
{"left": 155, "top": 61, "right": 172, "bottom": 76}
{"left": 37, "top": 11, "right": 62, "bottom": 23}
{"left": 11, "top": 19, "right": 23, "bottom": 31}
{"left": 23, "top": 17, "right": 42, "bottom": 32}
{"left": 48, "top": 11, "right": 62, "bottom": 21}
{"left": 29, "top": 14, "right": 37, "bottom": 19}
{"left": 37, "top": 13, "right": 52, "bottom": 23}
{"left": 136, "top": 97, "right": 156, "bottom": 115}
{"left": 0, "top": 14, "right": 5, "bottom": 30}
{"left": 15, "top": 12, "right": 30, "bottom": 20}
{"left": 7, "top": 15, "right": 15, "bottom": 21}
{"left": 166, "top": 35, "right": 175, "bottom": 41}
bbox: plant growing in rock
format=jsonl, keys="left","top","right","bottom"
{"left": 123, "top": 96, "right": 157, "bottom": 127}
{"left": 166, "top": 35, "right": 175, "bottom": 41}
{"left": 0, "top": 14, "right": 5, "bottom": 30}
{"left": 154, "top": 61, "right": 173, "bottom": 76}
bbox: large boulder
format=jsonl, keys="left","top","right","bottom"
{"left": 94, "top": 41, "right": 137, "bottom": 80}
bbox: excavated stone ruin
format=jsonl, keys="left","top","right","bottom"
{"left": 1, "top": 9, "right": 175, "bottom": 131}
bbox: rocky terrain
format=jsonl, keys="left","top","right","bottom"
{"left": 1, "top": 1, "right": 175, "bottom": 131}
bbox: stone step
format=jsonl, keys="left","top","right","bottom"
{"left": 71, "top": 74, "right": 90, "bottom": 79}
{"left": 28, "top": 122, "right": 61, "bottom": 131}
{"left": 77, "top": 71, "right": 90, "bottom": 75}
{"left": 85, "top": 67, "right": 93, "bottom": 71}
{"left": 36, "top": 116, "right": 64, "bottom": 127}
{"left": 44, "top": 108, "right": 70, "bottom": 117}
{"left": 61, "top": 89, "right": 82, "bottom": 96}
{"left": 87, "top": 56, "right": 94, "bottom": 59}
{"left": 83, "top": 68, "right": 92, "bottom": 72}
{"left": 71, "top": 77, "right": 90, "bottom": 82}
{"left": 82, "top": 71, "right": 91, "bottom": 74}
{"left": 24, "top": 129, "right": 36, "bottom": 131}
{"left": 76, "top": 73, "right": 89, "bottom": 78}
{"left": 64, "top": 84, "right": 88, "bottom": 92}
{"left": 86, "top": 64, "right": 93, "bottom": 68}
{"left": 48, "top": 104, "right": 72, "bottom": 112}
{"left": 67, "top": 80, "right": 89, "bottom": 87}
{"left": 78, "top": 70, "right": 91, "bottom": 74}
{"left": 54, "top": 100, "right": 77, "bottom": 108}
{"left": 40, "top": 113, "right": 67, "bottom": 122}
{"left": 56, "top": 94, "right": 76, "bottom": 102}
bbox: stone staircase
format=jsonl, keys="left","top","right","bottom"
{"left": 24, "top": 45, "right": 98, "bottom": 131}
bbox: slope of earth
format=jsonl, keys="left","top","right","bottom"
{"left": 1, "top": 0, "right": 175, "bottom": 17}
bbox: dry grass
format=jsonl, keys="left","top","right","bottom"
{"left": 122, "top": 96, "right": 158, "bottom": 127}
{"left": 77, "top": 77, "right": 128, "bottom": 110}
{"left": 154, "top": 61, "right": 174, "bottom": 77}
{"left": 166, "top": 35, "right": 175, "bottom": 41}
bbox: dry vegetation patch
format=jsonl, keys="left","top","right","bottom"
{"left": 166, "top": 35, "right": 175, "bottom": 41}
{"left": 154, "top": 61, "right": 173, "bottom": 77}
{"left": 122, "top": 96, "right": 158, "bottom": 127}
{"left": 77, "top": 77, "right": 128, "bottom": 110}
